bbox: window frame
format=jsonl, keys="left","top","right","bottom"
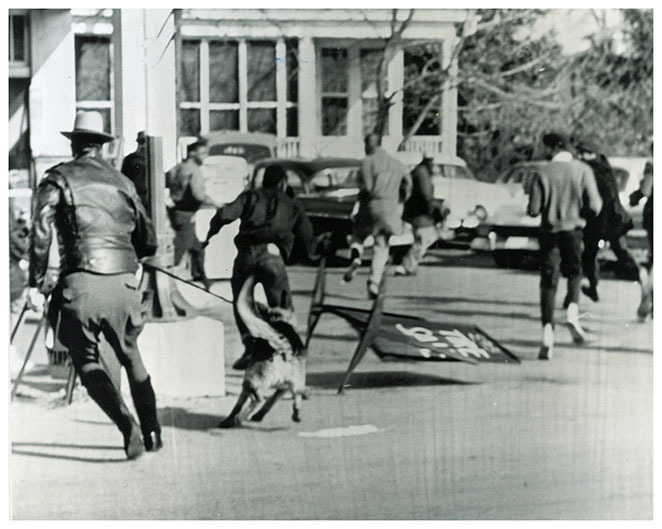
{"left": 73, "top": 33, "right": 115, "bottom": 135}
{"left": 177, "top": 37, "right": 298, "bottom": 137}
{"left": 9, "top": 12, "right": 30, "bottom": 78}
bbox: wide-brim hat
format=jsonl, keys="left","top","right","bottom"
{"left": 61, "top": 111, "right": 115, "bottom": 144}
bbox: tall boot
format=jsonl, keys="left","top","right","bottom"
{"left": 129, "top": 376, "right": 162, "bottom": 452}
{"left": 80, "top": 370, "right": 144, "bottom": 460}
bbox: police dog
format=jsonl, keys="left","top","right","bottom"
{"left": 219, "top": 275, "right": 306, "bottom": 428}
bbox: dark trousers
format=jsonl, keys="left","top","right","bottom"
{"left": 57, "top": 272, "right": 149, "bottom": 381}
{"left": 170, "top": 209, "right": 208, "bottom": 282}
{"left": 582, "top": 232, "right": 638, "bottom": 288}
{"left": 539, "top": 230, "right": 583, "bottom": 326}
{"left": 231, "top": 245, "right": 292, "bottom": 343}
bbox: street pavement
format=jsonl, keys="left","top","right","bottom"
{"left": 9, "top": 250, "right": 654, "bottom": 519}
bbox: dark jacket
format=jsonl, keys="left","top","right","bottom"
{"left": 528, "top": 155, "right": 603, "bottom": 233}
{"left": 29, "top": 152, "right": 157, "bottom": 292}
{"left": 121, "top": 149, "right": 148, "bottom": 208}
{"left": 166, "top": 158, "right": 206, "bottom": 212}
{"left": 583, "top": 157, "right": 632, "bottom": 240}
{"left": 205, "top": 187, "right": 318, "bottom": 261}
{"left": 402, "top": 162, "right": 448, "bottom": 228}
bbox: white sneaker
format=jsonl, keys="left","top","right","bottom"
{"left": 538, "top": 323, "right": 554, "bottom": 360}
{"left": 566, "top": 303, "right": 586, "bottom": 344}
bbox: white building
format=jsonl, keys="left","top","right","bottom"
{"left": 9, "top": 8, "right": 467, "bottom": 183}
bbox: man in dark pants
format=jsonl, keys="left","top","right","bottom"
{"left": 527, "top": 132, "right": 602, "bottom": 360}
{"left": 28, "top": 111, "right": 161, "bottom": 460}
{"left": 166, "top": 138, "right": 213, "bottom": 290}
{"left": 121, "top": 130, "right": 148, "bottom": 209}
{"left": 204, "top": 164, "right": 326, "bottom": 369}
{"left": 395, "top": 154, "right": 449, "bottom": 276}
{"left": 630, "top": 153, "right": 653, "bottom": 319}
{"left": 574, "top": 140, "right": 636, "bottom": 302}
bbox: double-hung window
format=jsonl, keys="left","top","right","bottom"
{"left": 75, "top": 35, "right": 114, "bottom": 133}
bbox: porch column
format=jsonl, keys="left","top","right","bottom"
{"left": 112, "top": 9, "right": 147, "bottom": 156}
{"left": 297, "top": 36, "right": 316, "bottom": 157}
{"left": 275, "top": 38, "right": 287, "bottom": 140}
{"left": 441, "top": 37, "right": 458, "bottom": 157}
{"left": 387, "top": 48, "right": 404, "bottom": 149}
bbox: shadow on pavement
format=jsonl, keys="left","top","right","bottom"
{"left": 306, "top": 370, "right": 478, "bottom": 390}
{"left": 504, "top": 338, "right": 653, "bottom": 355}
{"left": 11, "top": 442, "right": 126, "bottom": 463}
{"left": 159, "top": 407, "right": 220, "bottom": 430}
{"left": 389, "top": 294, "right": 539, "bottom": 308}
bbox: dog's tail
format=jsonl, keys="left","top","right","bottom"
{"left": 237, "top": 275, "right": 293, "bottom": 353}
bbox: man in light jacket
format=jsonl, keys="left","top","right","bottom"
{"left": 527, "top": 132, "right": 602, "bottom": 360}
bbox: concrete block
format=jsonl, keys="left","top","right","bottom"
{"left": 135, "top": 316, "right": 225, "bottom": 397}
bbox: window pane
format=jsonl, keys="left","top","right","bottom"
{"left": 247, "top": 108, "right": 276, "bottom": 134}
{"left": 247, "top": 41, "right": 276, "bottom": 102}
{"left": 286, "top": 39, "right": 298, "bottom": 103}
{"left": 179, "top": 108, "right": 200, "bottom": 137}
{"left": 209, "top": 41, "right": 238, "bottom": 103}
{"left": 12, "top": 16, "right": 25, "bottom": 62}
{"left": 209, "top": 110, "right": 239, "bottom": 131}
{"left": 75, "top": 36, "right": 111, "bottom": 101}
{"left": 320, "top": 48, "right": 348, "bottom": 93}
{"left": 287, "top": 107, "right": 298, "bottom": 137}
{"left": 322, "top": 97, "right": 347, "bottom": 136}
{"left": 180, "top": 41, "right": 200, "bottom": 102}
{"left": 362, "top": 98, "right": 388, "bottom": 136}
{"left": 360, "top": 48, "right": 387, "bottom": 96}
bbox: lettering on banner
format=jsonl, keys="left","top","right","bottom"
{"left": 394, "top": 324, "right": 451, "bottom": 359}
{"left": 438, "top": 329, "right": 491, "bottom": 359}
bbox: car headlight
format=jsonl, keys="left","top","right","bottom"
{"left": 463, "top": 215, "right": 479, "bottom": 229}
{"left": 473, "top": 204, "right": 488, "bottom": 221}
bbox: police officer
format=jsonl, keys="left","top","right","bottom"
{"left": 166, "top": 138, "right": 213, "bottom": 290}
{"left": 28, "top": 111, "right": 161, "bottom": 460}
{"left": 204, "top": 164, "right": 327, "bottom": 370}
{"left": 121, "top": 130, "right": 148, "bottom": 209}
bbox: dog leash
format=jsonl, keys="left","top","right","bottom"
{"left": 141, "top": 262, "right": 234, "bottom": 305}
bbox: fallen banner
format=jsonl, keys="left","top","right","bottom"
{"left": 306, "top": 258, "right": 519, "bottom": 393}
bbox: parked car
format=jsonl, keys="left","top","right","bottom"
{"left": 202, "top": 130, "right": 276, "bottom": 175}
{"left": 393, "top": 152, "right": 512, "bottom": 247}
{"left": 249, "top": 157, "right": 414, "bottom": 261}
{"left": 486, "top": 158, "right": 649, "bottom": 269}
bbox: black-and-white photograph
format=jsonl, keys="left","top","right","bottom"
{"left": 6, "top": 5, "right": 655, "bottom": 520}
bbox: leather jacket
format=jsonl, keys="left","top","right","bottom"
{"left": 29, "top": 152, "right": 157, "bottom": 292}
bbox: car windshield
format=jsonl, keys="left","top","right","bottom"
{"left": 435, "top": 164, "right": 475, "bottom": 180}
{"left": 252, "top": 166, "right": 305, "bottom": 191}
{"left": 307, "top": 167, "right": 360, "bottom": 192}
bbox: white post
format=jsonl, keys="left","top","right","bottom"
{"left": 441, "top": 37, "right": 458, "bottom": 157}
{"left": 388, "top": 48, "right": 404, "bottom": 150}
{"left": 297, "top": 37, "right": 316, "bottom": 157}
{"left": 275, "top": 38, "right": 287, "bottom": 140}
{"left": 143, "top": 9, "right": 178, "bottom": 171}
{"left": 113, "top": 9, "right": 147, "bottom": 156}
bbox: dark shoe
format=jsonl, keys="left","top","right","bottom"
{"left": 81, "top": 370, "right": 142, "bottom": 458}
{"left": 232, "top": 348, "right": 252, "bottom": 370}
{"left": 343, "top": 258, "right": 361, "bottom": 283}
{"left": 538, "top": 345, "right": 553, "bottom": 360}
{"left": 367, "top": 280, "right": 380, "bottom": 300}
{"left": 581, "top": 285, "right": 599, "bottom": 303}
{"left": 128, "top": 377, "right": 162, "bottom": 452}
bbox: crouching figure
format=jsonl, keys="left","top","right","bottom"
{"left": 219, "top": 275, "right": 307, "bottom": 428}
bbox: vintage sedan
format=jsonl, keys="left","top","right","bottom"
{"left": 486, "top": 159, "right": 649, "bottom": 268}
{"left": 249, "top": 157, "right": 414, "bottom": 260}
{"left": 393, "top": 152, "right": 512, "bottom": 247}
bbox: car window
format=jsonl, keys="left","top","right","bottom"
{"left": 252, "top": 166, "right": 304, "bottom": 191}
{"left": 437, "top": 164, "right": 475, "bottom": 180}
{"left": 309, "top": 167, "right": 360, "bottom": 190}
{"left": 209, "top": 143, "right": 273, "bottom": 164}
